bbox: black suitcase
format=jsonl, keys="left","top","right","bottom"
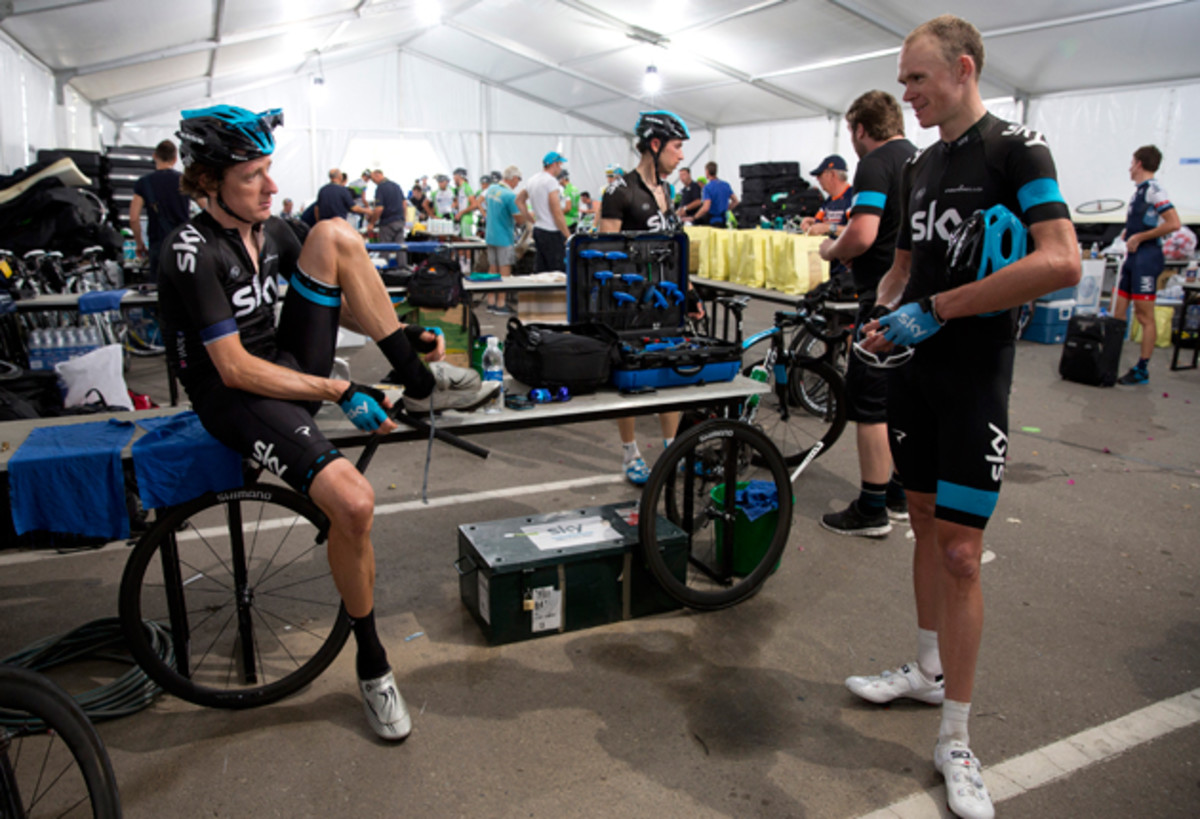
{"left": 1059, "top": 315, "right": 1126, "bottom": 386}
{"left": 739, "top": 161, "right": 800, "bottom": 179}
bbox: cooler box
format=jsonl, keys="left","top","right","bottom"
{"left": 566, "top": 233, "right": 742, "bottom": 389}
{"left": 456, "top": 503, "right": 687, "bottom": 645}
{"left": 1023, "top": 299, "right": 1075, "bottom": 344}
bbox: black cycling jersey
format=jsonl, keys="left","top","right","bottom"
{"left": 847, "top": 138, "right": 917, "bottom": 299}
{"left": 159, "top": 212, "right": 301, "bottom": 397}
{"left": 600, "top": 169, "right": 679, "bottom": 232}
{"left": 897, "top": 112, "right": 1070, "bottom": 352}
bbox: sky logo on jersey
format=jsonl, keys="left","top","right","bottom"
{"left": 171, "top": 224, "right": 206, "bottom": 273}
{"left": 912, "top": 200, "right": 962, "bottom": 243}
{"left": 253, "top": 440, "right": 287, "bottom": 478}
{"left": 1001, "top": 122, "right": 1048, "bottom": 148}
{"left": 231, "top": 273, "right": 279, "bottom": 318}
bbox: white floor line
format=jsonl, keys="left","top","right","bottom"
{"left": 857, "top": 687, "right": 1200, "bottom": 819}
{"left": 0, "top": 474, "right": 627, "bottom": 567}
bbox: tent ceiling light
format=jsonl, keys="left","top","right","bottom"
{"left": 642, "top": 65, "right": 662, "bottom": 95}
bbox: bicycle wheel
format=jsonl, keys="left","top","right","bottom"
{"left": 641, "top": 419, "right": 792, "bottom": 610}
{"left": 118, "top": 484, "right": 351, "bottom": 709}
{"left": 0, "top": 665, "right": 122, "bottom": 819}
{"left": 121, "top": 310, "right": 164, "bottom": 357}
{"left": 792, "top": 328, "right": 848, "bottom": 377}
{"left": 743, "top": 357, "right": 847, "bottom": 465}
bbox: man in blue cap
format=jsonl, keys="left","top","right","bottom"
{"left": 801, "top": 154, "right": 854, "bottom": 238}
{"left": 517, "top": 151, "right": 571, "bottom": 272}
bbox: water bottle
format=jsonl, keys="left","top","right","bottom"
{"left": 122, "top": 228, "right": 137, "bottom": 263}
{"left": 482, "top": 336, "right": 504, "bottom": 414}
{"left": 1090, "top": 241, "right": 1099, "bottom": 259}
{"left": 27, "top": 329, "right": 46, "bottom": 370}
{"left": 745, "top": 362, "right": 770, "bottom": 414}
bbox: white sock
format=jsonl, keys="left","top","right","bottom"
{"left": 939, "top": 699, "right": 971, "bottom": 746}
{"left": 662, "top": 437, "right": 674, "bottom": 449}
{"left": 918, "top": 628, "right": 942, "bottom": 680}
{"left": 622, "top": 441, "right": 641, "bottom": 465}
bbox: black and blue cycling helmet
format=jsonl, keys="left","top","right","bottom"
{"left": 634, "top": 110, "right": 690, "bottom": 143}
{"left": 177, "top": 105, "right": 282, "bottom": 168}
{"left": 946, "top": 204, "right": 1028, "bottom": 286}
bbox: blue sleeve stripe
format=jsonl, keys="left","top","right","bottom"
{"left": 852, "top": 191, "right": 887, "bottom": 210}
{"left": 200, "top": 318, "right": 238, "bottom": 344}
{"left": 289, "top": 273, "right": 343, "bottom": 307}
{"left": 936, "top": 480, "right": 999, "bottom": 519}
{"left": 1017, "top": 178, "right": 1066, "bottom": 212}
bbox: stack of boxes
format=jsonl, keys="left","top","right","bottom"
{"left": 733, "top": 162, "right": 822, "bottom": 228}
{"left": 103, "top": 146, "right": 157, "bottom": 233}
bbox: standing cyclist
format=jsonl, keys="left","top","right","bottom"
{"left": 854, "top": 16, "right": 1080, "bottom": 819}
{"left": 160, "top": 105, "right": 497, "bottom": 741}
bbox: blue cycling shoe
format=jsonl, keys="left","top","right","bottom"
{"left": 624, "top": 456, "right": 650, "bottom": 486}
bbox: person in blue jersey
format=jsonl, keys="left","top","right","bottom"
{"left": 483, "top": 165, "right": 529, "bottom": 314}
{"left": 692, "top": 161, "right": 739, "bottom": 228}
{"left": 160, "top": 105, "right": 497, "bottom": 743}
{"left": 817, "top": 91, "right": 916, "bottom": 537}
{"left": 853, "top": 16, "right": 1081, "bottom": 819}
{"left": 1113, "top": 145, "right": 1181, "bottom": 385}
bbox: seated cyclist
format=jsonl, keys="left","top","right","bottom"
{"left": 160, "top": 105, "right": 498, "bottom": 741}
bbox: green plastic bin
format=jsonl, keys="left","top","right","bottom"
{"left": 710, "top": 481, "right": 789, "bottom": 576}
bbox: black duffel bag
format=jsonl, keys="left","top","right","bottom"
{"left": 405, "top": 247, "right": 463, "bottom": 308}
{"left": 1059, "top": 315, "right": 1126, "bottom": 386}
{"left": 504, "top": 317, "right": 617, "bottom": 393}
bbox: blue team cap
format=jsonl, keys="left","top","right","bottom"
{"left": 809, "top": 155, "right": 848, "bottom": 176}
{"left": 543, "top": 151, "right": 567, "bottom": 166}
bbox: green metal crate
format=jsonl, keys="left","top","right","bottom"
{"left": 455, "top": 503, "right": 688, "bottom": 645}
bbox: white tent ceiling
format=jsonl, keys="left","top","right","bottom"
{"left": 4, "top": 0, "right": 1200, "bottom": 131}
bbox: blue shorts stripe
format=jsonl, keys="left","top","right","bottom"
{"left": 289, "top": 273, "right": 342, "bottom": 308}
{"left": 936, "top": 480, "right": 999, "bottom": 519}
{"left": 200, "top": 318, "right": 238, "bottom": 344}
{"left": 852, "top": 190, "right": 887, "bottom": 211}
{"left": 1017, "top": 178, "right": 1065, "bottom": 212}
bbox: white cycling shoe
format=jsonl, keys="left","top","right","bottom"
{"left": 935, "top": 739, "right": 995, "bottom": 819}
{"left": 359, "top": 670, "right": 412, "bottom": 741}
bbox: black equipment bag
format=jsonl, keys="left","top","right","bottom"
{"left": 405, "top": 247, "right": 463, "bottom": 308}
{"left": 504, "top": 317, "right": 617, "bottom": 394}
{"left": 1059, "top": 315, "right": 1126, "bottom": 386}
{"left": 739, "top": 161, "right": 800, "bottom": 179}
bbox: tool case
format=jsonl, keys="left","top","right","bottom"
{"left": 566, "top": 232, "right": 742, "bottom": 390}
{"left": 455, "top": 502, "right": 687, "bottom": 645}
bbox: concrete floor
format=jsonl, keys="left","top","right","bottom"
{"left": 2, "top": 300, "right": 1198, "bottom": 818}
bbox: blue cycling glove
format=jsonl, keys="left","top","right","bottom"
{"left": 877, "top": 297, "right": 945, "bottom": 346}
{"left": 338, "top": 383, "right": 390, "bottom": 431}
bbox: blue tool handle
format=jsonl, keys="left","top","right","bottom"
{"left": 649, "top": 288, "right": 668, "bottom": 309}
{"left": 579, "top": 249, "right": 604, "bottom": 259}
{"left": 612, "top": 291, "right": 637, "bottom": 305}
{"left": 605, "top": 251, "right": 629, "bottom": 260}
{"left": 594, "top": 270, "right": 614, "bottom": 282}
{"left": 620, "top": 273, "right": 644, "bottom": 285}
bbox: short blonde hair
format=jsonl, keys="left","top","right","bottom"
{"left": 905, "top": 15, "right": 984, "bottom": 79}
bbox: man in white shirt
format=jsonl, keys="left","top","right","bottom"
{"left": 516, "top": 151, "right": 571, "bottom": 272}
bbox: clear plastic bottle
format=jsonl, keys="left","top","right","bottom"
{"left": 27, "top": 329, "right": 45, "bottom": 370}
{"left": 482, "top": 336, "right": 504, "bottom": 414}
{"left": 1090, "top": 241, "right": 1099, "bottom": 259}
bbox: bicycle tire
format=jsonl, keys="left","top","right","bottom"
{"left": 0, "top": 665, "right": 122, "bottom": 819}
{"left": 118, "top": 484, "right": 352, "bottom": 709}
{"left": 640, "top": 419, "right": 792, "bottom": 610}
{"left": 743, "top": 357, "right": 847, "bottom": 465}
{"left": 792, "top": 328, "right": 848, "bottom": 377}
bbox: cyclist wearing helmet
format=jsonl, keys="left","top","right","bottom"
{"left": 853, "top": 18, "right": 1079, "bottom": 819}
{"left": 599, "top": 110, "right": 704, "bottom": 485}
{"left": 161, "top": 104, "right": 497, "bottom": 742}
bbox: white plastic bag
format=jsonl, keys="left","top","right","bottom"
{"left": 55, "top": 344, "right": 131, "bottom": 410}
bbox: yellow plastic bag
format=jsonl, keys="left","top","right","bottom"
{"left": 1127, "top": 305, "right": 1174, "bottom": 348}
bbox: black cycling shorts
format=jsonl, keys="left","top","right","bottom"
{"left": 193, "top": 267, "right": 345, "bottom": 495}
{"left": 845, "top": 303, "right": 888, "bottom": 424}
{"left": 886, "top": 342, "right": 1015, "bottom": 530}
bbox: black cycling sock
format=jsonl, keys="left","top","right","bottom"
{"left": 350, "top": 609, "right": 391, "bottom": 680}
{"left": 886, "top": 472, "right": 905, "bottom": 504}
{"left": 858, "top": 480, "right": 887, "bottom": 512}
{"left": 378, "top": 327, "right": 435, "bottom": 399}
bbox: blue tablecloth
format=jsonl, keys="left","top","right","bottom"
{"left": 132, "top": 412, "right": 243, "bottom": 510}
{"left": 9, "top": 419, "right": 136, "bottom": 540}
